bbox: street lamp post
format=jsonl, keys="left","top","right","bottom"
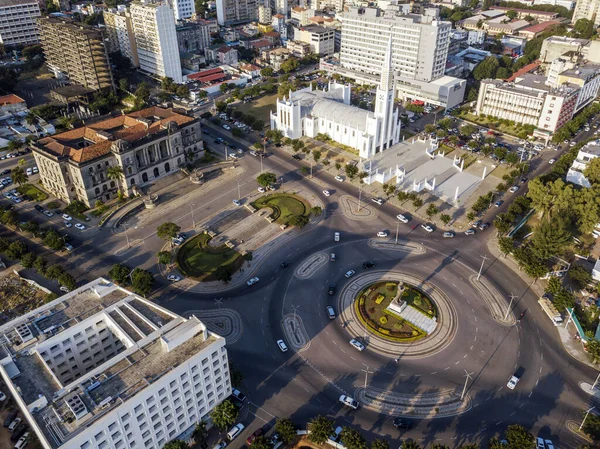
{"left": 122, "top": 223, "right": 131, "bottom": 248}
{"left": 237, "top": 180, "right": 241, "bottom": 200}
{"left": 477, "top": 254, "right": 489, "bottom": 281}
{"left": 505, "top": 293, "right": 517, "bottom": 320}
{"left": 260, "top": 154, "right": 263, "bottom": 173}
{"left": 310, "top": 162, "right": 313, "bottom": 178}
{"left": 361, "top": 365, "right": 373, "bottom": 389}
{"left": 189, "top": 204, "right": 195, "bottom": 228}
{"left": 395, "top": 220, "right": 400, "bottom": 245}
{"left": 280, "top": 176, "right": 284, "bottom": 193}
{"left": 461, "top": 370, "right": 473, "bottom": 401}
{"left": 357, "top": 184, "right": 363, "bottom": 212}
{"left": 580, "top": 406, "right": 595, "bottom": 430}
{"left": 593, "top": 373, "right": 600, "bottom": 390}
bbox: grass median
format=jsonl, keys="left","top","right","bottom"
{"left": 252, "top": 193, "right": 311, "bottom": 225}
{"left": 176, "top": 233, "right": 244, "bottom": 281}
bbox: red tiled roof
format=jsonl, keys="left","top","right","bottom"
{"left": 520, "top": 20, "right": 560, "bottom": 34}
{"left": 250, "top": 39, "right": 272, "bottom": 48}
{"left": 36, "top": 107, "right": 195, "bottom": 164}
{"left": 273, "top": 14, "right": 285, "bottom": 19}
{"left": 0, "top": 94, "right": 25, "bottom": 106}
{"left": 490, "top": 6, "right": 557, "bottom": 16}
{"left": 505, "top": 60, "right": 541, "bottom": 81}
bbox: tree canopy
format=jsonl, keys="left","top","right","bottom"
{"left": 257, "top": 172, "right": 277, "bottom": 187}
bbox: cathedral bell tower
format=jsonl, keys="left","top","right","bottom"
{"left": 374, "top": 34, "right": 397, "bottom": 154}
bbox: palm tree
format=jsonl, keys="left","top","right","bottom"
{"left": 107, "top": 165, "right": 124, "bottom": 194}
{"left": 25, "top": 111, "right": 36, "bottom": 126}
{"left": 7, "top": 140, "right": 21, "bottom": 152}
{"left": 57, "top": 115, "right": 74, "bottom": 130}
{"left": 12, "top": 166, "right": 28, "bottom": 187}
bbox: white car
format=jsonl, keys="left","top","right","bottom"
{"left": 0, "top": 391, "right": 6, "bottom": 401}
{"left": 64, "top": 221, "right": 72, "bottom": 228}
{"left": 276, "top": 339, "right": 288, "bottom": 352}
{"left": 64, "top": 243, "right": 74, "bottom": 251}
{"left": 43, "top": 210, "right": 54, "bottom": 217}
{"left": 464, "top": 229, "right": 476, "bottom": 236}
{"left": 247, "top": 277, "right": 260, "bottom": 286}
{"left": 371, "top": 197, "right": 383, "bottom": 205}
{"left": 167, "top": 274, "right": 181, "bottom": 282}
{"left": 349, "top": 339, "right": 365, "bottom": 351}
{"left": 214, "top": 442, "right": 228, "bottom": 449}
{"left": 335, "top": 175, "right": 344, "bottom": 182}
{"left": 507, "top": 375, "right": 520, "bottom": 390}
{"left": 233, "top": 199, "right": 242, "bottom": 206}
{"left": 544, "top": 440, "right": 554, "bottom": 449}
{"left": 75, "top": 223, "right": 86, "bottom": 230}
{"left": 334, "top": 232, "right": 340, "bottom": 242}
{"left": 548, "top": 158, "right": 556, "bottom": 165}
{"left": 322, "top": 189, "right": 331, "bottom": 197}
{"left": 509, "top": 185, "right": 519, "bottom": 193}
{"left": 397, "top": 214, "right": 409, "bottom": 223}
{"left": 536, "top": 438, "right": 545, "bottom": 449}
{"left": 227, "top": 423, "right": 245, "bottom": 441}
{"left": 345, "top": 270, "right": 355, "bottom": 278}
{"left": 237, "top": 148, "right": 244, "bottom": 154}
{"left": 421, "top": 224, "right": 434, "bottom": 233}
{"left": 377, "top": 231, "right": 388, "bottom": 237}
{"left": 258, "top": 186, "right": 266, "bottom": 193}
{"left": 8, "top": 417, "right": 21, "bottom": 432}
{"left": 33, "top": 167, "right": 38, "bottom": 174}
{"left": 339, "top": 395, "right": 359, "bottom": 409}
{"left": 62, "top": 214, "right": 72, "bottom": 221}
{"left": 443, "top": 231, "right": 454, "bottom": 238}
{"left": 26, "top": 168, "right": 32, "bottom": 176}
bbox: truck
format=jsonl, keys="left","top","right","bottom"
{"left": 538, "top": 297, "right": 563, "bottom": 326}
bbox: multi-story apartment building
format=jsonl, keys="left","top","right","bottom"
{"left": 572, "top": 0, "right": 600, "bottom": 25}
{"left": 334, "top": 6, "right": 465, "bottom": 107}
{"left": 0, "top": 0, "right": 41, "bottom": 47}
{"left": 291, "top": 6, "right": 313, "bottom": 25}
{"left": 103, "top": 7, "right": 140, "bottom": 68}
{"left": 0, "top": 277, "right": 231, "bottom": 449}
{"left": 176, "top": 20, "right": 211, "bottom": 53}
{"left": 172, "top": 0, "right": 194, "bottom": 20}
{"left": 272, "top": 13, "right": 288, "bottom": 39}
{"left": 130, "top": 0, "right": 183, "bottom": 83}
{"left": 38, "top": 16, "right": 115, "bottom": 92}
{"left": 271, "top": 0, "right": 289, "bottom": 16}
{"left": 31, "top": 107, "right": 203, "bottom": 207}
{"left": 258, "top": 4, "right": 272, "bottom": 23}
{"left": 296, "top": 24, "right": 334, "bottom": 55}
{"left": 567, "top": 141, "right": 600, "bottom": 187}
{"left": 476, "top": 74, "right": 579, "bottom": 139}
{"left": 216, "top": 0, "right": 258, "bottom": 26}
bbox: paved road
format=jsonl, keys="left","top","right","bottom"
{"left": 1, "top": 117, "right": 597, "bottom": 448}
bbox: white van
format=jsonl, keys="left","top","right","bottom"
{"left": 14, "top": 432, "right": 29, "bottom": 449}
{"left": 227, "top": 423, "right": 245, "bottom": 441}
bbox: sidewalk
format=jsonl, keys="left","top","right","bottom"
{"left": 487, "top": 237, "right": 597, "bottom": 369}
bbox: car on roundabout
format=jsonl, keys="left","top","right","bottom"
{"left": 349, "top": 339, "right": 365, "bottom": 351}
{"left": 276, "top": 339, "right": 288, "bottom": 352}
{"left": 345, "top": 270, "right": 355, "bottom": 278}
{"left": 280, "top": 261, "right": 289, "bottom": 268}
{"left": 421, "top": 223, "right": 434, "bottom": 233}
{"left": 247, "top": 277, "right": 260, "bottom": 286}
{"left": 393, "top": 418, "right": 411, "bottom": 429}
{"left": 377, "top": 231, "right": 389, "bottom": 237}
{"left": 323, "top": 189, "right": 331, "bottom": 197}
{"left": 339, "top": 395, "right": 359, "bottom": 409}
{"left": 167, "top": 275, "right": 181, "bottom": 282}
{"left": 334, "top": 232, "right": 340, "bottom": 242}
{"left": 363, "top": 261, "right": 375, "bottom": 269}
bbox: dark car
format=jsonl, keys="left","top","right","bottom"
{"left": 479, "top": 222, "right": 490, "bottom": 231}
{"left": 246, "top": 427, "right": 265, "bottom": 445}
{"left": 328, "top": 283, "right": 336, "bottom": 295}
{"left": 393, "top": 418, "right": 411, "bottom": 429}
{"left": 280, "top": 261, "right": 289, "bottom": 268}
{"left": 0, "top": 169, "right": 10, "bottom": 175}
{"left": 34, "top": 205, "right": 44, "bottom": 212}
{"left": 10, "top": 424, "right": 27, "bottom": 442}
{"left": 292, "top": 154, "right": 301, "bottom": 160}
{"left": 362, "top": 261, "right": 375, "bottom": 269}
{"left": 3, "top": 409, "right": 17, "bottom": 427}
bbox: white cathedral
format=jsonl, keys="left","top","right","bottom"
{"left": 269, "top": 37, "right": 402, "bottom": 159}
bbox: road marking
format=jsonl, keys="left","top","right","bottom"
{"left": 535, "top": 379, "right": 539, "bottom": 387}
{"left": 463, "top": 354, "right": 467, "bottom": 359}
{"left": 510, "top": 412, "right": 515, "bottom": 416}
{"left": 444, "top": 366, "right": 450, "bottom": 370}
{"left": 497, "top": 387, "right": 503, "bottom": 392}
{"left": 455, "top": 361, "right": 460, "bottom": 365}
{"left": 528, "top": 391, "right": 533, "bottom": 398}
{"left": 452, "top": 283, "right": 457, "bottom": 288}
{"left": 332, "top": 340, "right": 337, "bottom": 345}
{"left": 473, "top": 404, "right": 479, "bottom": 408}
{"left": 472, "top": 308, "right": 475, "bottom": 313}
{"left": 469, "top": 345, "right": 473, "bottom": 351}
{"left": 430, "top": 371, "right": 437, "bottom": 375}
{"left": 474, "top": 316, "right": 478, "bottom": 322}
{"left": 539, "top": 367, "right": 543, "bottom": 373}
{"left": 340, "top": 348, "right": 346, "bottom": 354}
{"left": 351, "top": 356, "right": 356, "bottom": 361}
{"left": 541, "top": 353, "right": 543, "bottom": 360}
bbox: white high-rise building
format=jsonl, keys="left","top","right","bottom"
{"left": 0, "top": 278, "right": 231, "bottom": 449}
{"left": 103, "top": 8, "right": 140, "bottom": 67}
{"left": 172, "top": 0, "right": 194, "bottom": 20}
{"left": 572, "top": 0, "right": 600, "bottom": 26}
{"left": 0, "top": 0, "right": 41, "bottom": 47}
{"left": 216, "top": 0, "right": 258, "bottom": 25}
{"left": 130, "top": 0, "right": 183, "bottom": 83}
{"left": 331, "top": 6, "right": 466, "bottom": 108}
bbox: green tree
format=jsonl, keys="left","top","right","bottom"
{"left": 45, "top": 264, "right": 64, "bottom": 280}
{"left": 210, "top": 399, "right": 238, "bottom": 431}
{"left": 425, "top": 203, "right": 438, "bottom": 219}
{"left": 583, "top": 157, "right": 600, "bottom": 185}
{"left": 43, "top": 229, "right": 65, "bottom": 250}
{"left": 280, "top": 57, "right": 300, "bottom": 73}
{"left": 308, "top": 415, "right": 334, "bottom": 445}
{"left": 553, "top": 286, "right": 575, "bottom": 311}
{"left": 312, "top": 149, "right": 322, "bottom": 162}
{"left": 163, "top": 441, "right": 189, "bottom": 449}
{"left": 5, "top": 240, "right": 27, "bottom": 260}
{"left": 582, "top": 411, "right": 600, "bottom": 440}
{"left": 257, "top": 172, "right": 277, "bottom": 187}
{"left": 473, "top": 57, "right": 500, "bottom": 80}
{"left": 261, "top": 67, "right": 274, "bottom": 77}
{"left": 215, "top": 101, "right": 227, "bottom": 113}
{"left": 214, "top": 265, "right": 233, "bottom": 283}
{"left": 459, "top": 124, "right": 476, "bottom": 137}
{"left": 20, "top": 252, "right": 36, "bottom": 268}
{"left": 531, "top": 217, "right": 571, "bottom": 259}
{"left": 157, "top": 251, "right": 172, "bottom": 265}
{"left": 371, "top": 439, "right": 390, "bottom": 449}
{"left": 505, "top": 424, "right": 535, "bottom": 449}
{"left": 424, "top": 124, "right": 437, "bottom": 134}
{"left": 546, "top": 276, "right": 562, "bottom": 295}
{"left": 340, "top": 428, "right": 366, "bottom": 449}
{"left": 107, "top": 165, "right": 124, "bottom": 188}
{"left": 310, "top": 206, "right": 323, "bottom": 215}
{"left": 58, "top": 273, "right": 77, "bottom": 291}
{"left": 412, "top": 198, "right": 423, "bottom": 209}
{"left": 250, "top": 436, "right": 273, "bottom": 449}
{"left": 131, "top": 268, "right": 154, "bottom": 297}
{"left": 570, "top": 265, "right": 592, "bottom": 289}
{"left": 109, "top": 263, "right": 131, "bottom": 284}
{"left": 498, "top": 237, "right": 514, "bottom": 257}
{"left": 586, "top": 339, "right": 600, "bottom": 365}
{"left": 11, "top": 166, "right": 27, "bottom": 186}
{"left": 345, "top": 163, "right": 359, "bottom": 179}
{"left": 400, "top": 442, "right": 421, "bottom": 449}
{"left": 494, "top": 214, "right": 513, "bottom": 235}
{"left": 440, "top": 214, "right": 451, "bottom": 225}
{"left": 193, "top": 421, "right": 208, "bottom": 449}
{"left": 289, "top": 215, "right": 309, "bottom": 228}
{"left": 574, "top": 18, "right": 596, "bottom": 39}
{"left": 506, "top": 9, "right": 518, "bottom": 19}
{"left": 33, "top": 256, "right": 46, "bottom": 274}
{"left": 275, "top": 418, "right": 297, "bottom": 444}
{"left": 157, "top": 222, "right": 181, "bottom": 241}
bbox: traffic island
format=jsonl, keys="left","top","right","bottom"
{"left": 176, "top": 232, "right": 245, "bottom": 282}
{"left": 339, "top": 271, "right": 457, "bottom": 358}
{"left": 251, "top": 193, "right": 312, "bottom": 227}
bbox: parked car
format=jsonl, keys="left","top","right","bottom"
{"left": 3, "top": 410, "right": 17, "bottom": 427}
{"left": 548, "top": 158, "right": 556, "bottom": 165}
{"left": 443, "top": 231, "right": 454, "bottom": 238}
{"left": 246, "top": 427, "right": 264, "bottom": 445}
{"left": 258, "top": 186, "right": 266, "bottom": 193}
{"left": 464, "top": 229, "right": 476, "bottom": 236}
{"left": 472, "top": 220, "right": 482, "bottom": 228}
{"left": 397, "top": 214, "right": 409, "bottom": 223}
{"left": 8, "top": 418, "right": 21, "bottom": 432}
{"left": 64, "top": 221, "right": 72, "bottom": 228}
{"left": 479, "top": 222, "right": 490, "bottom": 231}
{"left": 334, "top": 232, "right": 340, "bottom": 242}
{"left": 167, "top": 275, "right": 181, "bottom": 282}
{"left": 509, "top": 185, "right": 519, "bottom": 193}
{"left": 377, "top": 231, "right": 389, "bottom": 237}
{"left": 421, "top": 224, "right": 434, "bottom": 233}
{"left": 227, "top": 423, "right": 245, "bottom": 441}
{"left": 329, "top": 426, "right": 343, "bottom": 442}
{"left": 326, "top": 306, "right": 336, "bottom": 319}
{"left": 62, "top": 214, "right": 72, "bottom": 221}
{"left": 232, "top": 388, "right": 246, "bottom": 402}
{"left": 233, "top": 199, "right": 242, "bottom": 206}
{"left": 75, "top": 223, "right": 86, "bottom": 230}
{"left": 335, "top": 175, "right": 344, "bottom": 182}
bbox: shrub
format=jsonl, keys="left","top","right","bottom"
{"left": 368, "top": 307, "right": 375, "bottom": 314}
{"left": 379, "top": 316, "right": 388, "bottom": 324}
{"left": 394, "top": 323, "right": 403, "bottom": 330}
{"left": 412, "top": 330, "right": 419, "bottom": 336}
{"left": 375, "top": 294, "right": 385, "bottom": 304}
{"left": 413, "top": 296, "right": 422, "bottom": 306}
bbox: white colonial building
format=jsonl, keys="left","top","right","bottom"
{"left": 270, "top": 37, "right": 401, "bottom": 158}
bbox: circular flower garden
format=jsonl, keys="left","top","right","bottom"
{"left": 354, "top": 280, "right": 438, "bottom": 342}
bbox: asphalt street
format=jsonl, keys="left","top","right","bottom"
{"left": 1, "top": 119, "right": 597, "bottom": 448}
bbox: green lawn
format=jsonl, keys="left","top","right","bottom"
{"left": 176, "top": 233, "right": 243, "bottom": 281}
{"left": 17, "top": 183, "right": 48, "bottom": 201}
{"left": 457, "top": 111, "right": 533, "bottom": 139}
{"left": 236, "top": 93, "right": 279, "bottom": 125}
{"left": 252, "top": 193, "right": 310, "bottom": 225}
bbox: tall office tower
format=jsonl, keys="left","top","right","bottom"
{"left": 37, "top": 16, "right": 115, "bottom": 92}
{"left": 572, "top": 0, "right": 600, "bottom": 26}
{"left": 103, "top": 8, "right": 140, "bottom": 68}
{"left": 130, "top": 0, "right": 183, "bottom": 83}
{"left": 0, "top": 278, "right": 231, "bottom": 449}
{"left": 216, "top": 0, "right": 258, "bottom": 25}
{"left": 0, "top": 0, "right": 41, "bottom": 47}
